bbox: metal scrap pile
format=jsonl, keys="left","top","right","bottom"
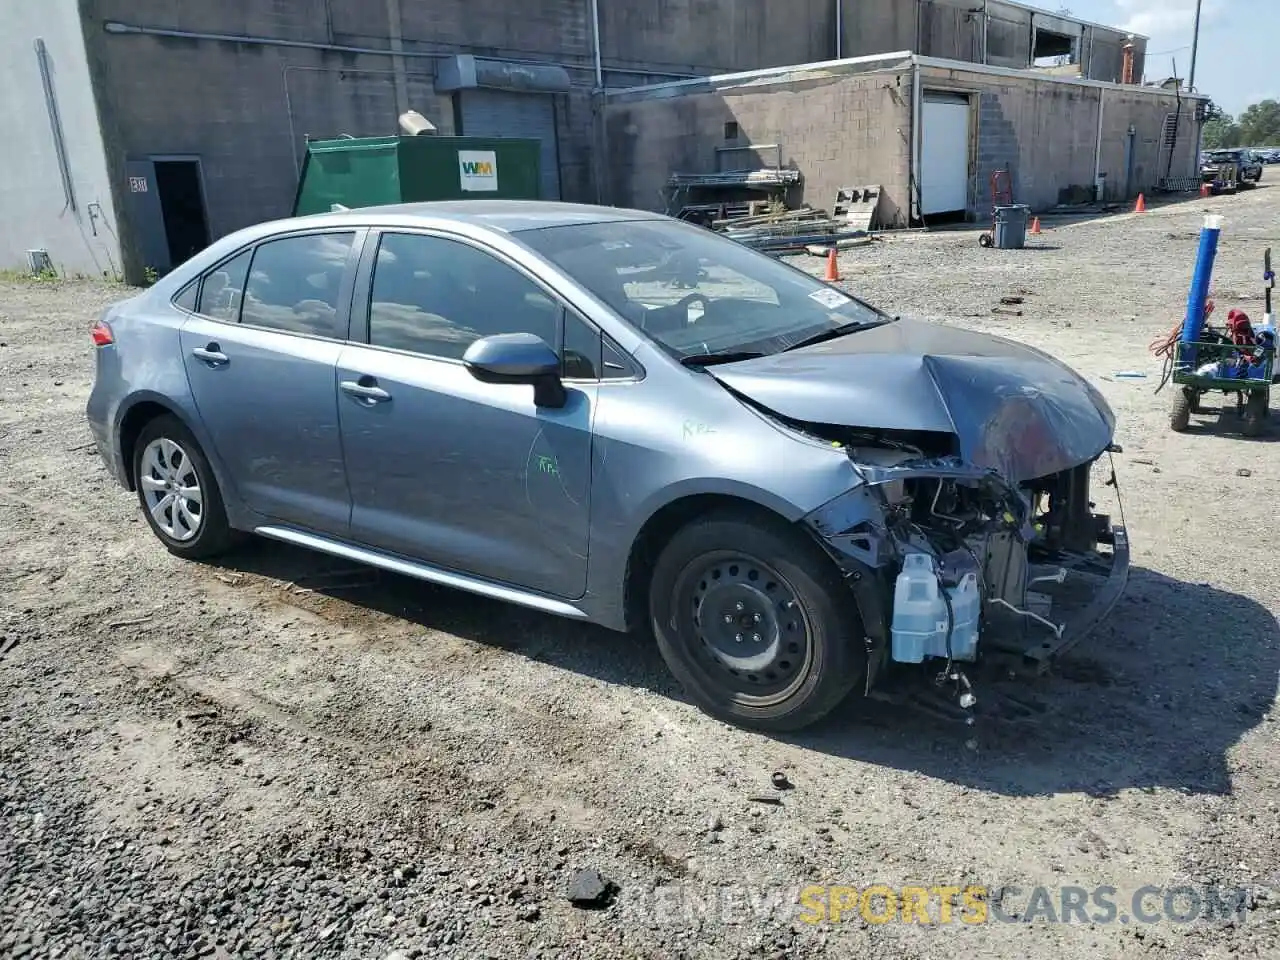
{"left": 714, "top": 206, "right": 874, "bottom": 254}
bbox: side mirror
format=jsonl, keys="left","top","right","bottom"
{"left": 463, "top": 333, "right": 566, "bottom": 408}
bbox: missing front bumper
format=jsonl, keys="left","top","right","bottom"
{"left": 982, "top": 523, "right": 1130, "bottom": 674}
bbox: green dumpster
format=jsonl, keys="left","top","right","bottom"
{"left": 292, "top": 135, "right": 542, "bottom": 216}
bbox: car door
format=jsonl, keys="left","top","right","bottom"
{"left": 179, "top": 229, "right": 363, "bottom": 533}
{"left": 335, "top": 229, "right": 597, "bottom": 600}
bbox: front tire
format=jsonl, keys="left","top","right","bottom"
{"left": 1170, "top": 389, "right": 1193, "bottom": 432}
{"left": 132, "top": 415, "right": 235, "bottom": 559}
{"left": 648, "top": 512, "right": 865, "bottom": 732}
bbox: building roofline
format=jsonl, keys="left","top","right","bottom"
{"left": 605, "top": 51, "right": 915, "bottom": 100}
{"left": 913, "top": 55, "right": 1207, "bottom": 98}
{"left": 987, "top": 0, "right": 1148, "bottom": 42}
{"left": 983, "top": 0, "right": 1157, "bottom": 42}
{"left": 605, "top": 51, "right": 1208, "bottom": 104}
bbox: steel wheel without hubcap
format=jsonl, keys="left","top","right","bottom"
{"left": 678, "top": 551, "right": 814, "bottom": 707}
{"left": 649, "top": 512, "right": 864, "bottom": 731}
{"left": 139, "top": 437, "right": 203, "bottom": 542}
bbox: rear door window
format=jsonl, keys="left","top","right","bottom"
{"left": 241, "top": 232, "right": 356, "bottom": 338}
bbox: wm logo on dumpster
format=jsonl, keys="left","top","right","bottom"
{"left": 458, "top": 150, "right": 499, "bottom": 192}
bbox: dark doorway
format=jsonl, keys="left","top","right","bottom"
{"left": 153, "top": 160, "right": 211, "bottom": 267}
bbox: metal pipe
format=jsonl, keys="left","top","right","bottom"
{"left": 384, "top": 0, "right": 409, "bottom": 114}
{"left": 911, "top": 58, "right": 922, "bottom": 223}
{"left": 34, "top": 38, "right": 77, "bottom": 214}
{"left": 590, "top": 0, "right": 603, "bottom": 89}
{"left": 982, "top": 0, "right": 989, "bottom": 65}
{"left": 1093, "top": 86, "right": 1105, "bottom": 186}
{"left": 1188, "top": 0, "right": 1202, "bottom": 90}
{"left": 835, "top": 0, "right": 843, "bottom": 59}
{"left": 1181, "top": 214, "right": 1223, "bottom": 343}
{"left": 104, "top": 19, "right": 444, "bottom": 59}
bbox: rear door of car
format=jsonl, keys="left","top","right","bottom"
{"left": 333, "top": 227, "right": 616, "bottom": 600}
{"left": 178, "top": 228, "right": 366, "bottom": 533}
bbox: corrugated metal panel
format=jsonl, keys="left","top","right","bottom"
{"left": 458, "top": 90, "right": 561, "bottom": 200}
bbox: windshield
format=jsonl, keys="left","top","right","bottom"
{"left": 517, "top": 218, "right": 887, "bottom": 360}
{"left": 1205, "top": 150, "right": 1241, "bottom": 161}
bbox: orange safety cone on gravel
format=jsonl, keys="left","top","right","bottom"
{"left": 1134, "top": 193, "right": 1147, "bottom": 213}
{"left": 1030, "top": 216, "right": 1042, "bottom": 235}
{"left": 825, "top": 248, "right": 840, "bottom": 282}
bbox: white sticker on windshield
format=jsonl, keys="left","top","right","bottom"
{"left": 808, "top": 286, "right": 851, "bottom": 309}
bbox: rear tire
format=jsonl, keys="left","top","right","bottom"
{"left": 648, "top": 511, "right": 865, "bottom": 732}
{"left": 1242, "top": 392, "right": 1268, "bottom": 437}
{"left": 132, "top": 415, "right": 236, "bottom": 559}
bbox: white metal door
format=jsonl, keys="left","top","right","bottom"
{"left": 458, "top": 90, "right": 561, "bottom": 200}
{"left": 920, "top": 94, "right": 971, "bottom": 215}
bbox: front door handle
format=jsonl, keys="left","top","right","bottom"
{"left": 340, "top": 378, "right": 391, "bottom": 403}
{"left": 191, "top": 343, "right": 228, "bottom": 366}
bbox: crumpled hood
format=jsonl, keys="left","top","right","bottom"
{"left": 710, "top": 317, "right": 1116, "bottom": 483}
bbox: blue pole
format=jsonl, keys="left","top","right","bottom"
{"left": 1181, "top": 214, "right": 1223, "bottom": 343}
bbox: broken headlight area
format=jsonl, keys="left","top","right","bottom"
{"left": 802, "top": 434, "right": 1129, "bottom": 720}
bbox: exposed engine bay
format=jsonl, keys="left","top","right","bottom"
{"left": 798, "top": 423, "right": 1130, "bottom": 726}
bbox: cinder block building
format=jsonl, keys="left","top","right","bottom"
{"left": 2, "top": 0, "right": 838, "bottom": 282}
{"left": 603, "top": 2, "right": 1202, "bottom": 227}
{"left": 1, "top": 0, "right": 1189, "bottom": 283}
{"left": 603, "top": 50, "right": 1204, "bottom": 228}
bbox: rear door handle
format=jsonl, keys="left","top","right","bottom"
{"left": 191, "top": 343, "right": 228, "bottom": 365}
{"left": 340, "top": 378, "right": 391, "bottom": 403}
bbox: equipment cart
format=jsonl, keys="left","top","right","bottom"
{"left": 1169, "top": 249, "right": 1276, "bottom": 436}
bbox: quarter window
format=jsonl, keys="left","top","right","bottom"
{"left": 240, "top": 232, "right": 356, "bottom": 337}
{"left": 173, "top": 280, "right": 198, "bottom": 312}
{"left": 196, "top": 249, "right": 251, "bottom": 322}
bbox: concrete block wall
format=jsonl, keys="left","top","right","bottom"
{"left": 1096, "top": 91, "right": 1200, "bottom": 200}
{"left": 974, "top": 92, "right": 1022, "bottom": 212}
{"left": 0, "top": 0, "right": 121, "bottom": 278}
{"left": 605, "top": 69, "right": 913, "bottom": 228}
{"left": 77, "top": 0, "right": 842, "bottom": 280}
{"left": 944, "top": 66, "right": 1198, "bottom": 214}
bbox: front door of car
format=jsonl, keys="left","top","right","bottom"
{"left": 178, "top": 229, "right": 362, "bottom": 533}
{"left": 335, "top": 230, "right": 596, "bottom": 600}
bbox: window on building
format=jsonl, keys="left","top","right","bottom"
{"left": 241, "top": 232, "right": 356, "bottom": 338}
{"left": 1032, "top": 28, "right": 1077, "bottom": 67}
{"left": 367, "top": 232, "right": 562, "bottom": 361}
{"left": 196, "top": 249, "right": 252, "bottom": 322}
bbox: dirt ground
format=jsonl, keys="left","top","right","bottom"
{"left": 3, "top": 185, "right": 1279, "bottom": 960}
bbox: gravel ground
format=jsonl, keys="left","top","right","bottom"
{"left": 2, "top": 186, "right": 1279, "bottom": 960}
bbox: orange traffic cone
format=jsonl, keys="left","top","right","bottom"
{"left": 1030, "top": 216, "right": 1042, "bottom": 235}
{"left": 825, "top": 248, "right": 840, "bottom": 282}
{"left": 1134, "top": 193, "right": 1147, "bottom": 213}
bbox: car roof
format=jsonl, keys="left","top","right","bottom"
{"left": 281, "top": 200, "right": 668, "bottom": 235}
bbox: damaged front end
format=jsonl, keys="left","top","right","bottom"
{"left": 800, "top": 427, "right": 1130, "bottom": 721}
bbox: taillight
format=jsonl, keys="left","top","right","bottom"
{"left": 91, "top": 319, "right": 114, "bottom": 346}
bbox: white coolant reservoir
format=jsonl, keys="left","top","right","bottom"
{"left": 891, "top": 553, "right": 945, "bottom": 664}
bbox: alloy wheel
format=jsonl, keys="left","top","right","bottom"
{"left": 139, "top": 437, "right": 204, "bottom": 542}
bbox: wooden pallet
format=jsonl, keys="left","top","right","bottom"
{"left": 832, "top": 185, "right": 882, "bottom": 232}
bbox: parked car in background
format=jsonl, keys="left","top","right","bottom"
{"left": 86, "top": 201, "right": 1128, "bottom": 732}
{"left": 1201, "top": 148, "right": 1264, "bottom": 188}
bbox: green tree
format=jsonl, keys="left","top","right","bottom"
{"left": 1202, "top": 113, "right": 1240, "bottom": 149}
{"left": 1237, "top": 99, "right": 1280, "bottom": 147}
